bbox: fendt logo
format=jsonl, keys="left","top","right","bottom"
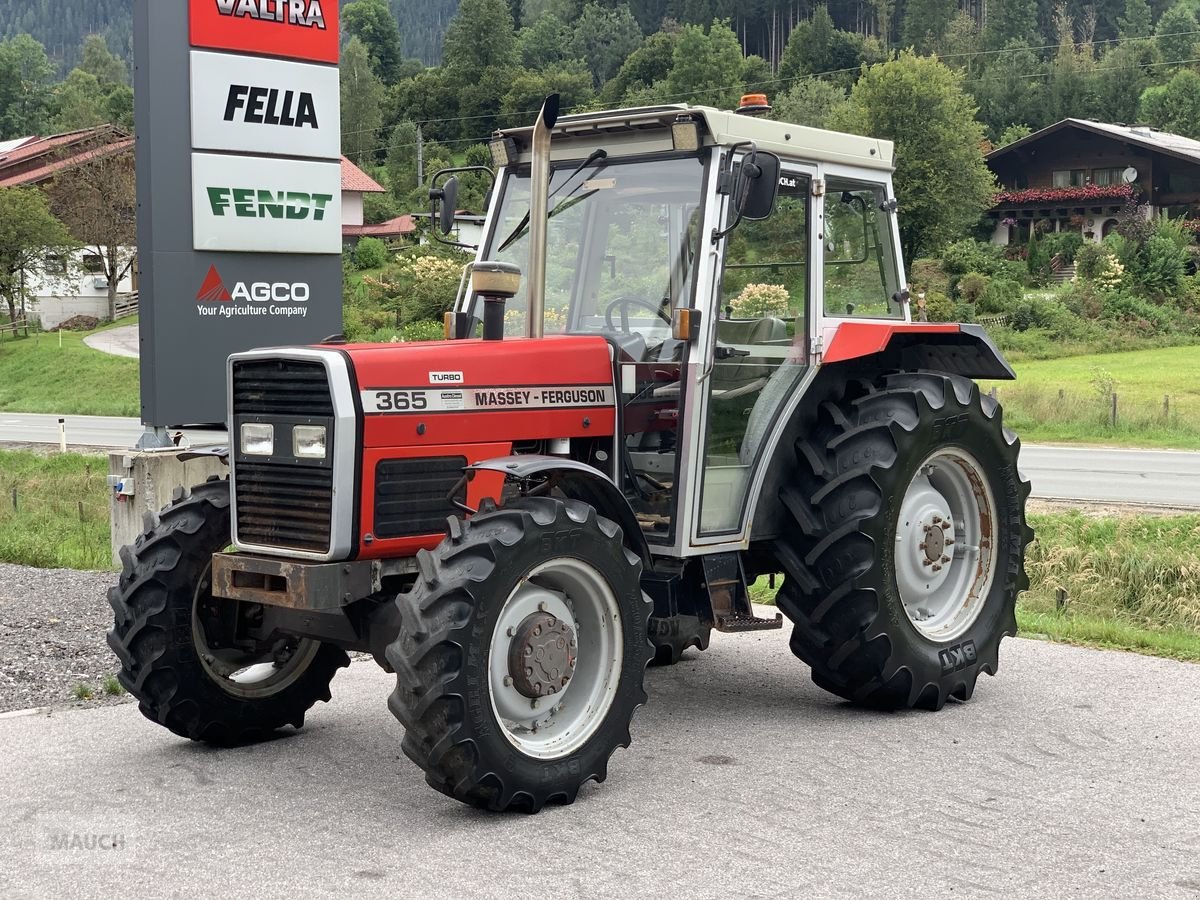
{"left": 214, "top": 0, "right": 328, "bottom": 29}
{"left": 196, "top": 265, "right": 310, "bottom": 319}
{"left": 207, "top": 188, "right": 333, "bottom": 221}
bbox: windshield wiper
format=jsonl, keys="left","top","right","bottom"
{"left": 497, "top": 149, "right": 608, "bottom": 254}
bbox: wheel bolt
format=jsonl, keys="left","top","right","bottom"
{"left": 506, "top": 627, "right": 515, "bottom": 637}
{"left": 941, "top": 520, "right": 952, "bottom": 531}
{"left": 941, "top": 555, "right": 951, "bottom": 564}
{"left": 503, "top": 676, "right": 513, "bottom": 687}
{"left": 533, "top": 625, "right": 542, "bottom": 636}
{"left": 561, "top": 677, "right": 569, "bottom": 686}
{"left": 525, "top": 666, "right": 533, "bottom": 676}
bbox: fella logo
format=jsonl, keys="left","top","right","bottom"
{"left": 190, "top": 0, "right": 340, "bottom": 65}
{"left": 196, "top": 266, "right": 311, "bottom": 319}
{"left": 225, "top": 85, "right": 319, "bottom": 128}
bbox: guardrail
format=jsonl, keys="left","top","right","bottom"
{"left": 113, "top": 292, "right": 139, "bottom": 320}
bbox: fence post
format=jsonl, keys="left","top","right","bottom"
{"left": 10, "top": 487, "right": 16, "bottom": 511}
{"left": 1164, "top": 395, "right": 1170, "bottom": 418}
{"left": 1110, "top": 392, "right": 1118, "bottom": 427}
{"left": 1058, "top": 388, "right": 1065, "bottom": 401}
{"left": 1056, "top": 588, "right": 1068, "bottom": 612}
{"left": 989, "top": 386, "right": 997, "bottom": 400}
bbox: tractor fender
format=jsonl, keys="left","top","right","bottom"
{"left": 822, "top": 322, "right": 1016, "bottom": 380}
{"left": 465, "top": 455, "right": 652, "bottom": 569}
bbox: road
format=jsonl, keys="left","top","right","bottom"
{"left": 0, "top": 632, "right": 1196, "bottom": 899}
{"left": 0, "top": 413, "right": 225, "bottom": 451}
{"left": 3, "top": 412, "right": 1200, "bottom": 508}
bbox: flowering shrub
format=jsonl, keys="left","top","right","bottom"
{"left": 729, "top": 283, "right": 790, "bottom": 318}
{"left": 994, "top": 184, "right": 1136, "bottom": 205}
{"left": 504, "top": 306, "right": 568, "bottom": 336}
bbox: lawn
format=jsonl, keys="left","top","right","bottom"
{"left": 0, "top": 319, "right": 140, "bottom": 417}
{"left": 986, "top": 344, "right": 1200, "bottom": 449}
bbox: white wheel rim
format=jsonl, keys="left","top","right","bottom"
{"left": 894, "top": 448, "right": 997, "bottom": 643}
{"left": 488, "top": 558, "right": 623, "bottom": 760}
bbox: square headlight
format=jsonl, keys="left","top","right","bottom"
{"left": 293, "top": 425, "right": 327, "bottom": 460}
{"left": 240, "top": 422, "right": 274, "bottom": 456}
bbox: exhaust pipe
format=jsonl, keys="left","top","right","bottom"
{"left": 527, "top": 93, "right": 559, "bottom": 340}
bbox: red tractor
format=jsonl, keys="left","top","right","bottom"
{"left": 110, "top": 96, "right": 1032, "bottom": 812}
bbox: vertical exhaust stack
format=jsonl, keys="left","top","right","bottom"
{"left": 527, "top": 93, "right": 560, "bottom": 339}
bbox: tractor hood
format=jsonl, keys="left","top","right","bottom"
{"left": 342, "top": 334, "right": 618, "bottom": 449}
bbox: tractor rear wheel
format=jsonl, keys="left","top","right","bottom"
{"left": 773, "top": 371, "right": 1032, "bottom": 710}
{"left": 387, "top": 496, "right": 650, "bottom": 812}
{"left": 107, "top": 479, "right": 349, "bottom": 744}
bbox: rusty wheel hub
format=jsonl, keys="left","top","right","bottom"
{"left": 507, "top": 611, "right": 577, "bottom": 699}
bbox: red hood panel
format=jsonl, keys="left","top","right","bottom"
{"left": 346, "top": 335, "right": 617, "bottom": 448}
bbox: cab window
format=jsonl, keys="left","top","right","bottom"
{"left": 822, "top": 179, "right": 903, "bottom": 319}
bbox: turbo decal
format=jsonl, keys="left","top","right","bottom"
{"left": 361, "top": 385, "right": 615, "bottom": 415}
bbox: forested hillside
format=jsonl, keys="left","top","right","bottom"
{"left": 0, "top": 0, "right": 131, "bottom": 72}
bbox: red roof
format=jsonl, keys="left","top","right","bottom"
{"left": 0, "top": 126, "right": 132, "bottom": 188}
{"left": 343, "top": 215, "right": 415, "bottom": 238}
{"left": 340, "top": 156, "right": 385, "bottom": 193}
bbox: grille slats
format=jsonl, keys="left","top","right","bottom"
{"left": 232, "top": 358, "right": 335, "bottom": 554}
{"left": 374, "top": 457, "right": 467, "bottom": 539}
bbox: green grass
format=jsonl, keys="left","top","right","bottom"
{"left": 102, "top": 675, "right": 124, "bottom": 696}
{"left": 0, "top": 320, "right": 139, "bottom": 416}
{"left": 753, "top": 509, "right": 1200, "bottom": 662}
{"left": 71, "top": 683, "right": 95, "bottom": 701}
{"left": 0, "top": 449, "right": 113, "bottom": 570}
{"left": 986, "top": 344, "right": 1200, "bottom": 449}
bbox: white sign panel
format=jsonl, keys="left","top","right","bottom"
{"left": 190, "top": 50, "right": 341, "bottom": 160}
{"left": 192, "top": 153, "right": 342, "bottom": 254}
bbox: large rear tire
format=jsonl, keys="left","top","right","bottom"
{"left": 772, "top": 372, "right": 1032, "bottom": 710}
{"left": 107, "top": 479, "right": 349, "bottom": 744}
{"left": 387, "top": 496, "right": 650, "bottom": 812}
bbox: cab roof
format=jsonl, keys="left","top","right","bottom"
{"left": 497, "top": 103, "right": 895, "bottom": 172}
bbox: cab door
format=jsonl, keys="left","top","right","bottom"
{"left": 691, "top": 163, "right": 816, "bottom": 539}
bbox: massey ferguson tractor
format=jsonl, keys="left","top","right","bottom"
{"left": 109, "top": 95, "right": 1032, "bottom": 812}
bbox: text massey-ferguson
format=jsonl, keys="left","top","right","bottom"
{"left": 110, "top": 94, "right": 1033, "bottom": 813}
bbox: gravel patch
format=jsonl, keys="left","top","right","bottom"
{"left": 0, "top": 563, "right": 130, "bottom": 714}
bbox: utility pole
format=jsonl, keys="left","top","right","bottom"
{"left": 416, "top": 124, "right": 424, "bottom": 188}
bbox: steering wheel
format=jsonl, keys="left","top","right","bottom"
{"left": 604, "top": 297, "right": 671, "bottom": 333}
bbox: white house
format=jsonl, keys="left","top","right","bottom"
{"left": 23, "top": 247, "right": 136, "bottom": 329}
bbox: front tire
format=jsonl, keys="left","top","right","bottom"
{"left": 107, "top": 479, "right": 349, "bottom": 744}
{"left": 773, "top": 372, "right": 1033, "bottom": 710}
{"left": 387, "top": 496, "right": 651, "bottom": 812}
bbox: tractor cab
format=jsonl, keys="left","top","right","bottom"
{"left": 437, "top": 98, "right": 908, "bottom": 552}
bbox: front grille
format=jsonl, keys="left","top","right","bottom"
{"left": 375, "top": 457, "right": 467, "bottom": 538}
{"left": 232, "top": 358, "right": 334, "bottom": 417}
{"left": 235, "top": 461, "right": 334, "bottom": 552}
{"left": 231, "top": 358, "right": 336, "bottom": 554}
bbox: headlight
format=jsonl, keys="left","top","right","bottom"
{"left": 292, "top": 425, "right": 327, "bottom": 460}
{"left": 240, "top": 422, "right": 274, "bottom": 456}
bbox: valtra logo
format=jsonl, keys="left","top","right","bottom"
{"left": 196, "top": 265, "right": 310, "bottom": 318}
{"left": 189, "top": 0, "right": 340, "bottom": 65}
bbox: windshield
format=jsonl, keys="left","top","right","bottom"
{"left": 472, "top": 155, "right": 707, "bottom": 355}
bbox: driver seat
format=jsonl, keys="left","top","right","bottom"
{"left": 711, "top": 316, "right": 788, "bottom": 399}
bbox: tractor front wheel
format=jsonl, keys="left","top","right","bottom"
{"left": 107, "top": 479, "right": 349, "bottom": 744}
{"left": 387, "top": 496, "right": 650, "bottom": 812}
{"left": 774, "top": 371, "right": 1033, "bottom": 710}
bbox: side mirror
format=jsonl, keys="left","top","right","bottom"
{"left": 438, "top": 176, "right": 459, "bottom": 235}
{"left": 738, "top": 151, "right": 780, "bottom": 221}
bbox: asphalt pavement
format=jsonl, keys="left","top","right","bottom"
{"left": 0, "top": 630, "right": 1196, "bottom": 899}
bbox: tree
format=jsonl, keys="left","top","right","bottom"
{"left": 385, "top": 119, "right": 422, "bottom": 195}
{"left": 982, "top": 0, "right": 1039, "bottom": 50}
{"left": 47, "top": 136, "right": 137, "bottom": 322}
{"left": 501, "top": 64, "right": 595, "bottom": 124}
{"left": 600, "top": 28, "right": 680, "bottom": 105}
{"left": 828, "top": 52, "right": 996, "bottom": 258}
{"left": 443, "top": 0, "right": 518, "bottom": 76}
{"left": 0, "top": 187, "right": 72, "bottom": 326}
{"left": 48, "top": 70, "right": 106, "bottom": 133}
{"left": 0, "top": 35, "right": 54, "bottom": 140}
{"left": 665, "top": 20, "right": 745, "bottom": 110}
{"left": 341, "top": 38, "right": 386, "bottom": 164}
{"left": 772, "top": 79, "right": 848, "bottom": 129}
{"left": 779, "top": 6, "right": 871, "bottom": 88}
{"left": 570, "top": 2, "right": 644, "bottom": 88}
{"left": 517, "top": 14, "right": 571, "bottom": 70}
{"left": 1117, "top": 0, "right": 1154, "bottom": 38}
{"left": 1095, "top": 38, "right": 1162, "bottom": 124}
{"left": 79, "top": 34, "right": 127, "bottom": 87}
{"left": 342, "top": 0, "right": 405, "bottom": 83}
{"left": 1140, "top": 68, "right": 1200, "bottom": 136}
{"left": 1155, "top": 2, "right": 1198, "bottom": 65}
{"left": 971, "top": 41, "right": 1047, "bottom": 137}
{"left": 902, "top": 0, "right": 957, "bottom": 53}
{"left": 998, "top": 123, "right": 1034, "bottom": 144}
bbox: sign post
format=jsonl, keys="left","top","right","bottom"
{"left": 133, "top": 0, "right": 342, "bottom": 436}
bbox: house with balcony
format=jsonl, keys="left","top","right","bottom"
{"left": 985, "top": 118, "right": 1200, "bottom": 247}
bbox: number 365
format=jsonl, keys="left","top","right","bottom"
{"left": 375, "top": 391, "right": 427, "bottom": 411}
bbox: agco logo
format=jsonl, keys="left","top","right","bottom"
{"left": 196, "top": 265, "right": 310, "bottom": 319}
{"left": 214, "top": 0, "right": 329, "bottom": 30}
